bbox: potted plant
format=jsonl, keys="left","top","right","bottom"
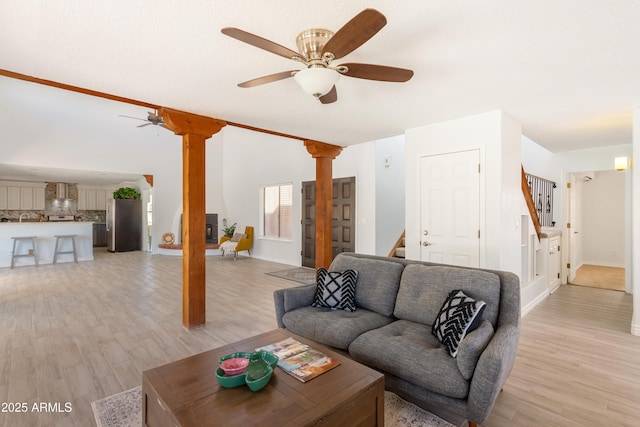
{"left": 113, "top": 187, "right": 141, "bottom": 200}
{"left": 222, "top": 218, "right": 237, "bottom": 237}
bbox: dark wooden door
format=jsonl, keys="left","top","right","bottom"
{"left": 301, "top": 177, "right": 356, "bottom": 268}
{"left": 301, "top": 181, "right": 316, "bottom": 268}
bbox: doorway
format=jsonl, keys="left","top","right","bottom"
{"left": 301, "top": 177, "right": 356, "bottom": 268}
{"left": 566, "top": 170, "right": 626, "bottom": 292}
{"left": 420, "top": 150, "right": 480, "bottom": 267}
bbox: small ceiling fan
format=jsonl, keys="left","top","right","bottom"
{"left": 119, "top": 110, "right": 169, "bottom": 130}
{"left": 221, "top": 9, "right": 413, "bottom": 104}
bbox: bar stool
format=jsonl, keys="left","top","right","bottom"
{"left": 10, "top": 236, "right": 38, "bottom": 269}
{"left": 53, "top": 235, "right": 78, "bottom": 264}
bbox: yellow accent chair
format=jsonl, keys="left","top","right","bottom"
{"left": 219, "top": 226, "right": 254, "bottom": 259}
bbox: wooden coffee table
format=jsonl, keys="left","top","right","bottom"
{"left": 142, "top": 329, "right": 385, "bottom": 426}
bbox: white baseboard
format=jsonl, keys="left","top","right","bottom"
{"left": 581, "top": 260, "right": 626, "bottom": 269}
{"left": 631, "top": 322, "right": 640, "bottom": 336}
{"left": 521, "top": 288, "right": 549, "bottom": 318}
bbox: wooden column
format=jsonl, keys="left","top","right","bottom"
{"left": 304, "top": 140, "right": 343, "bottom": 269}
{"left": 160, "top": 108, "right": 226, "bottom": 329}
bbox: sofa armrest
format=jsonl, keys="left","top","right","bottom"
{"left": 219, "top": 235, "right": 231, "bottom": 244}
{"left": 273, "top": 284, "right": 316, "bottom": 328}
{"left": 466, "top": 324, "right": 520, "bottom": 424}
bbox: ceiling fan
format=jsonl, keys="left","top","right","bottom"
{"left": 119, "top": 110, "right": 169, "bottom": 130}
{"left": 221, "top": 9, "right": 414, "bottom": 104}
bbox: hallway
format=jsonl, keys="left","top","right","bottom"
{"left": 571, "top": 264, "right": 625, "bottom": 292}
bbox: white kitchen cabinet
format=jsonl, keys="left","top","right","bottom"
{"left": 77, "top": 189, "right": 87, "bottom": 210}
{"left": 96, "top": 189, "right": 107, "bottom": 210}
{"left": 33, "top": 187, "right": 45, "bottom": 210}
{"left": 7, "top": 187, "right": 20, "bottom": 209}
{"left": 0, "top": 182, "right": 46, "bottom": 210}
{"left": 77, "top": 186, "right": 109, "bottom": 211}
{"left": 21, "top": 187, "right": 34, "bottom": 210}
{"left": 0, "top": 187, "right": 7, "bottom": 210}
{"left": 86, "top": 190, "right": 97, "bottom": 210}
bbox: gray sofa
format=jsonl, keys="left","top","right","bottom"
{"left": 273, "top": 253, "right": 520, "bottom": 426}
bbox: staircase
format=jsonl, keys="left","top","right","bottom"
{"left": 389, "top": 231, "right": 406, "bottom": 258}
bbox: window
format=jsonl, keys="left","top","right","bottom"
{"left": 262, "top": 184, "right": 293, "bottom": 240}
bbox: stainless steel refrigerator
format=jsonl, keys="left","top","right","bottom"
{"left": 106, "top": 199, "right": 142, "bottom": 252}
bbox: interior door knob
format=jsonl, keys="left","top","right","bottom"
{"left": 423, "top": 241, "right": 432, "bottom": 246}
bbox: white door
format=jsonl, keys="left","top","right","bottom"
{"left": 420, "top": 150, "right": 480, "bottom": 267}
{"left": 567, "top": 174, "right": 580, "bottom": 282}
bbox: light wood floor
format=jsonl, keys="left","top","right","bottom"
{"left": 1, "top": 250, "right": 638, "bottom": 426}
{"left": 571, "top": 264, "right": 626, "bottom": 292}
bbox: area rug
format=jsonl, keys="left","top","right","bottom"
{"left": 92, "top": 386, "right": 455, "bottom": 427}
{"left": 266, "top": 267, "right": 316, "bottom": 285}
{"left": 91, "top": 386, "right": 141, "bottom": 427}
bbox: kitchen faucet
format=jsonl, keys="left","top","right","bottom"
{"left": 19, "top": 213, "right": 28, "bottom": 223}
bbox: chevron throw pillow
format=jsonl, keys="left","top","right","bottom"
{"left": 312, "top": 268, "right": 358, "bottom": 312}
{"left": 432, "top": 289, "right": 486, "bottom": 357}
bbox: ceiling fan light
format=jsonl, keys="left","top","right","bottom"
{"left": 294, "top": 68, "right": 340, "bottom": 98}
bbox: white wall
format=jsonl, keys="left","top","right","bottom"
{"left": 632, "top": 106, "right": 640, "bottom": 336}
{"left": 220, "top": 126, "right": 313, "bottom": 265}
{"left": 581, "top": 170, "right": 626, "bottom": 267}
{"left": 219, "top": 126, "right": 377, "bottom": 265}
{"left": 333, "top": 141, "right": 376, "bottom": 255}
{"left": 405, "top": 110, "right": 522, "bottom": 274}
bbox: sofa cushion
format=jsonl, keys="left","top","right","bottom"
{"left": 432, "top": 289, "right": 486, "bottom": 357}
{"left": 349, "top": 320, "right": 469, "bottom": 399}
{"left": 456, "top": 320, "right": 494, "bottom": 380}
{"left": 330, "top": 256, "right": 404, "bottom": 317}
{"left": 394, "top": 265, "right": 501, "bottom": 327}
{"left": 312, "top": 268, "right": 358, "bottom": 312}
{"left": 281, "top": 306, "right": 394, "bottom": 350}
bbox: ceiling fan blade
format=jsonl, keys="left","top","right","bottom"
{"left": 319, "top": 86, "right": 337, "bottom": 104}
{"left": 322, "top": 9, "right": 386, "bottom": 60}
{"left": 340, "top": 63, "right": 414, "bottom": 82}
{"left": 238, "top": 70, "right": 297, "bottom": 88}
{"left": 137, "top": 123, "right": 152, "bottom": 128}
{"left": 221, "top": 27, "right": 304, "bottom": 61}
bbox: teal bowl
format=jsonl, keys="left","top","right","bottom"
{"left": 250, "top": 350, "right": 279, "bottom": 369}
{"left": 216, "top": 351, "right": 279, "bottom": 391}
{"left": 215, "top": 368, "right": 247, "bottom": 388}
{"left": 245, "top": 364, "right": 274, "bottom": 392}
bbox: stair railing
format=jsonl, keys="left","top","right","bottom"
{"left": 388, "top": 231, "right": 406, "bottom": 258}
{"left": 521, "top": 166, "right": 542, "bottom": 240}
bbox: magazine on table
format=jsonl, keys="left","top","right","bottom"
{"left": 256, "top": 337, "right": 341, "bottom": 382}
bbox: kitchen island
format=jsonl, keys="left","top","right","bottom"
{"left": 0, "top": 222, "right": 94, "bottom": 268}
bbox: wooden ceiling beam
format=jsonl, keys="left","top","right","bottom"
{"left": 0, "top": 68, "right": 331, "bottom": 145}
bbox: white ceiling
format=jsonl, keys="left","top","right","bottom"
{"left": 1, "top": 0, "right": 639, "bottom": 185}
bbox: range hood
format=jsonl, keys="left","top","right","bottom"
{"left": 56, "top": 182, "right": 70, "bottom": 200}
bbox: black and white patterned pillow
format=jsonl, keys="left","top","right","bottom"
{"left": 312, "top": 268, "right": 358, "bottom": 312}
{"left": 432, "top": 289, "right": 486, "bottom": 357}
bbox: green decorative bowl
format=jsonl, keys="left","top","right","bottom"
{"left": 250, "top": 350, "right": 279, "bottom": 369}
{"left": 215, "top": 368, "right": 247, "bottom": 388}
{"left": 215, "top": 351, "right": 279, "bottom": 391}
{"left": 245, "top": 364, "right": 274, "bottom": 392}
